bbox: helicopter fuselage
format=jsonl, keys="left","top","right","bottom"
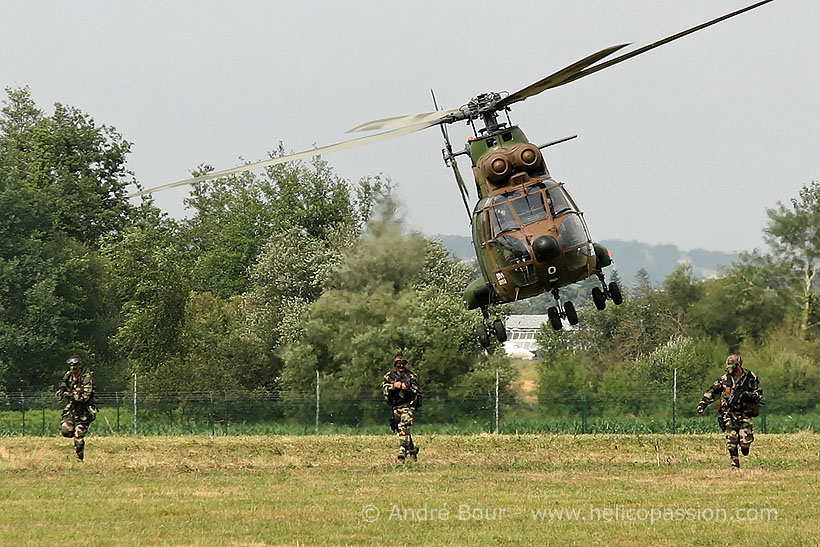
{"left": 463, "top": 125, "right": 610, "bottom": 310}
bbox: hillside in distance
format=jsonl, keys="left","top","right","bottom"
{"left": 432, "top": 234, "right": 739, "bottom": 286}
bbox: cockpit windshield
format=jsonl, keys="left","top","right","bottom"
{"left": 489, "top": 203, "right": 520, "bottom": 236}
{"left": 491, "top": 235, "right": 532, "bottom": 267}
{"left": 511, "top": 193, "right": 548, "bottom": 225}
{"left": 557, "top": 213, "right": 589, "bottom": 248}
{"left": 547, "top": 185, "right": 574, "bottom": 217}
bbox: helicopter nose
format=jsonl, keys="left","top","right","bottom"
{"left": 532, "top": 235, "right": 561, "bottom": 262}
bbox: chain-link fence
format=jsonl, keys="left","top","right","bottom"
{"left": 1, "top": 383, "right": 818, "bottom": 436}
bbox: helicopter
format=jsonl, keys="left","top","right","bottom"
{"left": 130, "top": 0, "right": 775, "bottom": 348}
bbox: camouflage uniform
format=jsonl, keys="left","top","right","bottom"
{"left": 697, "top": 354, "right": 762, "bottom": 468}
{"left": 58, "top": 357, "right": 97, "bottom": 461}
{"left": 382, "top": 354, "right": 422, "bottom": 462}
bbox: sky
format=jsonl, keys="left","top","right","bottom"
{"left": 1, "top": 1, "right": 818, "bottom": 253}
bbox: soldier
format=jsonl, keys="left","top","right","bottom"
{"left": 697, "top": 353, "right": 763, "bottom": 468}
{"left": 382, "top": 353, "right": 422, "bottom": 462}
{"left": 57, "top": 355, "right": 97, "bottom": 461}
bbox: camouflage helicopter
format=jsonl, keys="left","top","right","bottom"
{"left": 132, "top": 0, "right": 775, "bottom": 347}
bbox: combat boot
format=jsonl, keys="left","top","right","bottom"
{"left": 729, "top": 447, "right": 739, "bottom": 468}
{"left": 74, "top": 439, "right": 84, "bottom": 461}
{"left": 740, "top": 445, "right": 750, "bottom": 456}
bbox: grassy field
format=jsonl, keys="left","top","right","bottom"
{"left": 1, "top": 433, "right": 818, "bottom": 546}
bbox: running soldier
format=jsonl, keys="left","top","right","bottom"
{"left": 382, "top": 353, "right": 422, "bottom": 462}
{"left": 697, "top": 353, "right": 763, "bottom": 468}
{"left": 57, "top": 355, "right": 97, "bottom": 461}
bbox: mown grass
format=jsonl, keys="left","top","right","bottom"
{"left": 1, "top": 433, "right": 819, "bottom": 545}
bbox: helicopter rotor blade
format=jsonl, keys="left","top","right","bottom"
{"left": 432, "top": 89, "right": 471, "bottom": 218}
{"left": 498, "top": 44, "right": 630, "bottom": 107}
{"left": 497, "top": 0, "right": 775, "bottom": 109}
{"left": 347, "top": 108, "right": 463, "bottom": 133}
{"left": 128, "top": 120, "right": 440, "bottom": 198}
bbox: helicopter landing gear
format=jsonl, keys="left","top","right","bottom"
{"left": 476, "top": 308, "right": 507, "bottom": 348}
{"left": 547, "top": 288, "right": 578, "bottom": 331}
{"left": 592, "top": 271, "right": 624, "bottom": 310}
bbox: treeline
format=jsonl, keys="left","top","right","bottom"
{"left": 0, "top": 88, "right": 510, "bottom": 400}
{"left": 535, "top": 183, "right": 820, "bottom": 413}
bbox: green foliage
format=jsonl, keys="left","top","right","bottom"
{"left": 181, "top": 151, "right": 388, "bottom": 298}
{"left": 280, "top": 219, "right": 501, "bottom": 407}
{"left": 103, "top": 218, "right": 190, "bottom": 376}
{"left": 764, "top": 181, "right": 820, "bottom": 336}
{"left": 0, "top": 88, "right": 141, "bottom": 389}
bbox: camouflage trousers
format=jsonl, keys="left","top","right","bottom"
{"left": 392, "top": 405, "right": 415, "bottom": 459}
{"left": 720, "top": 411, "right": 754, "bottom": 467}
{"left": 61, "top": 403, "right": 96, "bottom": 460}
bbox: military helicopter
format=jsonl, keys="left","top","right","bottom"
{"left": 131, "top": 0, "right": 775, "bottom": 347}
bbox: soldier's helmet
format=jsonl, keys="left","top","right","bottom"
{"left": 394, "top": 354, "right": 408, "bottom": 368}
{"left": 67, "top": 355, "right": 82, "bottom": 367}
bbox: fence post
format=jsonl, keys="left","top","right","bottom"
{"left": 672, "top": 368, "right": 678, "bottom": 434}
{"left": 761, "top": 401, "right": 767, "bottom": 434}
{"left": 133, "top": 374, "right": 138, "bottom": 436}
{"left": 224, "top": 390, "right": 229, "bottom": 434}
{"left": 20, "top": 391, "right": 25, "bottom": 435}
{"left": 315, "top": 370, "right": 320, "bottom": 435}
{"left": 494, "top": 369, "right": 499, "bottom": 434}
{"left": 41, "top": 394, "right": 46, "bottom": 436}
{"left": 581, "top": 394, "right": 588, "bottom": 434}
{"left": 115, "top": 392, "right": 121, "bottom": 434}
{"left": 209, "top": 392, "right": 215, "bottom": 435}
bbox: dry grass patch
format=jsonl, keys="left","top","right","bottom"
{"left": 1, "top": 434, "right": 818, "bottom": 545}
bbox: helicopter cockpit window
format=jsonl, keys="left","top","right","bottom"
{"left": 557, "top": 213, "right": 589, "bottom": 249}
{"left": 525, "top": 181, "right": 549, "bottom": 194}
{"left": 511, "top": 193, "right": 548, "bottom": 225}
{"left": 547, "top": 185, "right": 574, "bottom": 217}
{"left": 491, "top": 235, "right": 532, "bottom": 267}
{"left": 489, "top": 190, "right": 521, "bottom": 205}
{"left": 489, "top": 203, "right": 520, "bottom": 236}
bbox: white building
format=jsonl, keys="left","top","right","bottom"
{"left": 503, "top": 315, "right": 550, "bottom": 358}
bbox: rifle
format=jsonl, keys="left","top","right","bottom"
{"left": 723, "top": 370, "right": 760, "bottom": 415}
{"left": 385, "top": 372, "right": 422, "bottom": 409}
{"left": 56, "top": 371, "right": 71, "bottom": 401}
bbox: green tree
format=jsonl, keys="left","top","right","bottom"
{"left": 764, "top": 181, "right": 820, "bottom": 337}
{"left": 0, "top": 88, "right": 141, "bottom": 388}
{"left": 103, "top": 217, "right": 190, "bottom": 377}
{"left": 182, "top": 150, "right": 387, "bottom": 298}
{"left": 688, "top": 253, "right": 792, "bottom": 347}
{"left": 279, "top": 220, "right": 498, "bottom": 405}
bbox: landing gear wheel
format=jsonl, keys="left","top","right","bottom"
{"left": 564, "top": 301, "right": 578, "bottom": 325}
{"left": 592, "top": 287, "right": 606, "bottom": 310}
{"left": 492, "top": 319, "right": 507, "bottom": 343}
{"left": 476, "top": 324, "right": 490, "bottom": 348}
{"left": 609, "top": 281, "right": 623, "bottom": 305}
{"left": 547, "top": 306, "right": 563, "bottom": 330}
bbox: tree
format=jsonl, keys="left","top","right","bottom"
{"left": 102, "top": 217, "right": 190, "bottom": 377}
{"left": 688, "top": 253, "right": 793, "bottom": 347}
{"left": 764, "top": 181, "right": 820, "bottom": 336}
{"left": 279, "top": 219, "right": 497, "bottom": 405}
{"left": 181, "top": 150, "right": 387, "bottom": 298}
{"left": 0, "top": 88, "right": 142, "bottom": 388}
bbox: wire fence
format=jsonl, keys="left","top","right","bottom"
{"left": 1, "top": 384, "right": 818, "bottom": 436}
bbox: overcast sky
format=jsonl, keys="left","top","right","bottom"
{"left": 2, "top": 1, "right": 817, "bottom": 252}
